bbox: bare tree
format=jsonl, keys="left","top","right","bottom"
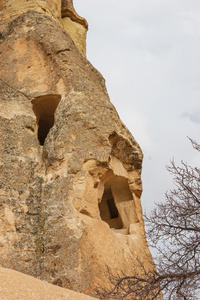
{"left": 99, "top": 139, "right": 200, "bottom": 300}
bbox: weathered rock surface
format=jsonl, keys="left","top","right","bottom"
{"left": 0, "top": 2, "right": 154, "bottom": 298}
{"left": 0, "top": 0, "right": 87, "bottom": 56}
{"left": 0, "top": 0, "right": 62, "bottom": 23}
{"left": 0, "top": 267, "right": 97, "bottom": 299}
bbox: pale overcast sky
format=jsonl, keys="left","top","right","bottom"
{"left": 74, "top": 0, "right": 200, "bottom": 212}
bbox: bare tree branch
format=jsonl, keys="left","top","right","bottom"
{"left": 98, "top": 138, "right": 200, "bottom": 299}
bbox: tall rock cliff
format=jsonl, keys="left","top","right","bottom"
{"left": 0, "top": 0, "right": 154, "bottom": 297}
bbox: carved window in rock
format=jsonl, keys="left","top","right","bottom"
{"left": 99, "top": 181, "right": 123, "bottom": 230}
{"left": 98, "top": 175, "right": 138, "bottom": 234}
{"left": 32, "top": 94, "right": 61, "bottom": 145}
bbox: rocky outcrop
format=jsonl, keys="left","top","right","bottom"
{"left": 0, "top": 0, "right": 87, "bottom": 56}
{"left": 0, "top": 267, "right": 97, "bottom": 299}
{"left": 61, "top": 0, "right": 88, "bottom": 56}
{"left": 61, "top": 0, "right": 88, "bottom": 29}
{"left": 0, "top": 2, "right": 154, "bottom": 298}
{"left": 0, "top": 0, "right": 62, "bottom": 23}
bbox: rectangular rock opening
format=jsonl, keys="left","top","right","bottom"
{"left": 98, "top": 181, "right": 123, "bottom": 230}
{"left": 98, "top": 175, "right": 139, "bottom": 233}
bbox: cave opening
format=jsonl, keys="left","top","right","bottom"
{"left": 98, "top": 175, "right": 138, "bottom": 234}
{"left": 32, "top": 94, "right": 61, "bottom": 145}
{"left": 98, "top": 180, "right": 123, "bottom": 230}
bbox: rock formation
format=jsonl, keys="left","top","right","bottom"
{"left": 0, "top": 0, "right": 155, "bottom": 298}
{"left": 0, "top": 0, "right": 87, "bottom": 56}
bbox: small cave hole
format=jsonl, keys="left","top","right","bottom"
{"left": 32, "top": 94, "right": 61, "bottom": 145}
{"left": 98, "top": 175, "right": 138, "bottom": 235}
{"left": 99, "top": 181, "right": 123, "bottom": 230}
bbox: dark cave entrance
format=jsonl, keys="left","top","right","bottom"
{"left": 98, "top": 174, "right": 138, "bottom": 234}
{"left": 107, "top": 198, "right": 119, "bottom": 219}
{"left": 99, "top": 180, "right": 123, "bottom": 230}
{"left": 32, "top": 94, "right": 61, "bottom": 145}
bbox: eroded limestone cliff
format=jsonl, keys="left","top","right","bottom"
{"left": 0, "top": 1, "right": 154, "bottom": 297}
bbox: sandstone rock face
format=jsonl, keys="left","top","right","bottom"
{"left": 0, "top": 4, "right": 154, "bottom": 298}
{"left": 61, "top": 17, "right": 87, "bottom": 56}
{"left": 0, "top": 267, "right": 97, "bottom": 299}
{"left": 0, "top": 0, "right": 87, "bottom": 56}
{"left": 0, "top": 0, "right": 62, "bottom": 23}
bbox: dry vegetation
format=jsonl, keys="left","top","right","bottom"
{"left": 99, "top": 138, "right": 200, "bottom": 300}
